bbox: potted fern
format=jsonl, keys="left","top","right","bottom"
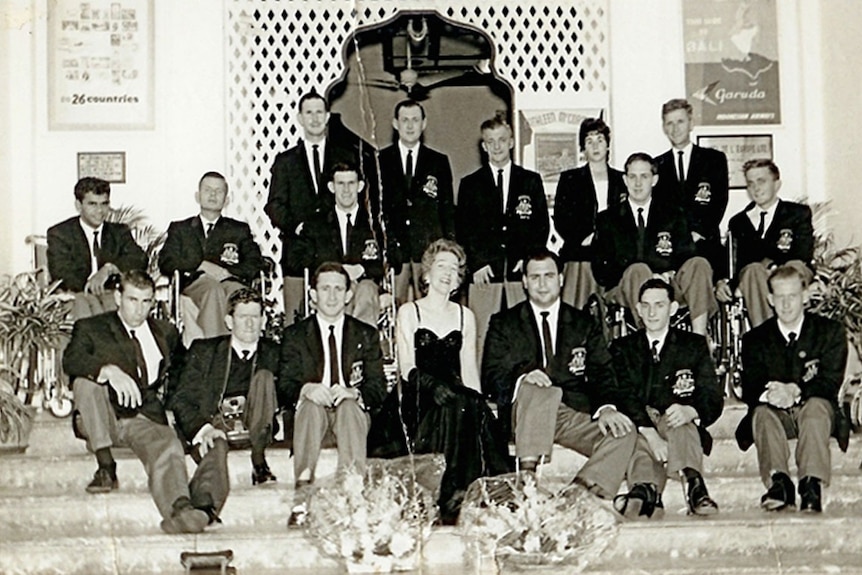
{"left": 0, "top": 272, "right": 74, "bottom": 450}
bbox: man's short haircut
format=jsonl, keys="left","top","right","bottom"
{"left": 74, "top": 177, "right": 111, "bottom": 201}
{"left": 227, "top": 287, "right": 263, "bottom": 316}
{"left": 480, "top": 116, "right": 512, "bottom": 135}
{"left": 298, "top": 90, "right": 329, "bottom": 112}
{"left": 767, "top": 263, "right": 809, "bottom": 293}
{"left": 661, "top": 98, "right": 693, "bottom": 119}
{"left": 743, "top": 158, "right": 781, "bottom": 180}
{"left": 578, "top": 117, "right": 611, "bottom": 152}
{"left": 312, "top": 261, "right": 351, "bottom": 290}
{"left": 524, "top": 247, "right": 563, "bottom": 274}
{"left": 624, "top": 152, "right": 658, "bottom": 175}
{"left": 638, "top": 277, "right": 675, "bottom": 302}
{"left": 393, "top": 99, "right": 425, "bottom": 120}
{"left": 198, "top": 171, "right": 228, "bottom": 191}
{"left": 420, "top": 239, "right": 467, "bottom": 285}
{"left": 328, "top": 161, "right": 362, "bottom": 183}
{"left": 118, "top": 269, "right": 155, "bottom": 294}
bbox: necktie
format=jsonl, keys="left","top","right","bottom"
{"left": 129, "top": 330, "right": 149, "bottom": 386}
{"left": 497, "top": 168, "right": 505, "bottom": 212}
{"left": 540, "top": 311, "right": 554, "bottom": 367}
{"left": 787, "top": 332, "right": 797, "bottom": 347}
{"left": 786, "top": 332, "right": 798, "bottom": 365}
{"left": 344, "top": 213, "right": 353, "bottom": 254}
{"left": 756, "top": 211, "right": 767, "bottom": 238}
{"left": 312, "top": 144, "right": 322, "bottom": 194}
{"left": 92, "top": 230, "right": 101, "bottom": 260}
{"left": 651, "top": 339, "right": 661, "bottom": 364}
{"left": 328, "top": 325, "right": 339, "bottom": 386}
{"left": 636, "top": 207, "right": 646, "bottom": 260}
{"left": 241, "top": 349, "right": 251, "bottom": 361}
{"left": 205, "top": 222, "right": 214, "bottom": 238}
{"left": 677, "top": 150, "right": 685, "bottom": 183}
{"left": 405, "top": 149, "right": 414, "bottom": 190}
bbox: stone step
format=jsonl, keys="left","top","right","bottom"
{"left": 2, "top": 510, "right": 862, "bottom": 575}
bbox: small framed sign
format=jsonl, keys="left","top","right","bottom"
{"left": 77, "top": 151, "right": 126, "bottom": 183}
{"left": 697, "top": 134, "right": 773, "bottom": 189}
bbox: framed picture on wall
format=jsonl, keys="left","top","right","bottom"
{"left": 518, "top": 109, "right": 605, "bottom": 184}
{"left": 697, "top": 134, "right": 773, "bottom": 189}
{"left": 77, "top": 151, "right": 126, "bottom": 183}
{"left": 48, "top": 0, "right": 154, "bottom": 130}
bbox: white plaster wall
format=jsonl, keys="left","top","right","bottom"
{"left": 1, "top": 0, "right": 227, "bottom": 276}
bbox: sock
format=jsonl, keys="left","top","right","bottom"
{"left": 682, "top": 467, "right": 700, "bottom": 481}
{"left": 95, "top": 447, "right": 115, "bottom": 469}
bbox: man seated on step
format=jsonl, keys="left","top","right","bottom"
{"left": 715, "top": 159, "right": 814, "bottom": 328}
{"left": 611, "top": 278, "right": 723, "bottom": 516}
{"left": 482, "top": 249, "right": 662, "bottom": 519}
{"left": 63, "top": 270, "right": 212, "bottom": 534}
{"left": 293, "top": 162, "right": 385, "bottom": 327}
{"left": 279, "top": 262, "right": 387, "bottom": 528}
{"left": 47, "top": 176, "right": 147, "bottom": 319}
{"left": 168, "top": 288, "right": 279, "bottom": 523}
{"left": 159, "top": 171, "right": 265, "bottom": 341}
{"left": 592, "top": 152, "right": 716, "bottom": 336}
{"left": 736, "top": 264, "right": 848, "bottom": 513}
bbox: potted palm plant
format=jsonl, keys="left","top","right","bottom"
{"left": 0, "top": 271, "right": 74, "bottom": 451}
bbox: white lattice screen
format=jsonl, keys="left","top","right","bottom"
{"left": 225, "top": 0, "right": 610, "bottom": 307}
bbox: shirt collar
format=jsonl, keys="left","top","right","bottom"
{"left": 628, "top": 197, "right": 652, "bottom": 216}
{"left": 118, "top": 316, "right": 150, "bottom": 338}
{"left": 777, "top": 315, "right": 805, "bottom": 342}
{"left": 230, "top": 337, "right": 258, "bottom": 356}
{"left": 673, "top": 142, "right": 694, "bottom": 156}
{"left": 315, "top": 313, "right": 345, "bottom": 336}
{"left": 749, "top": 197, "right": 780, "bottom": 217}
{"left": 398, "top": 141, "right": 420, "bottom": 155}
{"left": 79, "top": 218, "right": 103, "bottom": 235}
{"left": 529, "top": 298, "right": 561, "bottom": 322}
{"left": 199, "top": 215, "right": 220, "bottom": 228}
{"left": 644, "top": 327, "right": 670, "bottom": 352}
{"left": 489, "top": 161, "right": 512, "bottom": 178}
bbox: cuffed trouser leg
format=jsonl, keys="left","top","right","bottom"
{"left": 738, "top": 263, "right": 772, "bottom": 328}
{"left": 616, "top": 263, "right": 653, "bottom": 328}
{"left": 796, "top": 398, "right": 833, "bottom": 485}
{"left": 332, "top": 398, "right": 370, "bottom": 475}
{"left": 513, "top": 384, "right": 562, "bottom": 461}
{"left": 627, "top": 434, "right": 666, "bottom": 492}
{"left": 674, "top": 256, "right": 717, "bottom": 320}
{"left": 752, "top": 404, "right": 793, "bottom": 486}
{"left": 72, "top": 378, "right": 118, "bottom": 452}
{"left": 562, "top": 261, "right": 598, "bottom": 310}
{"left": 189, "top": 438, "right": 230, "bottom": 513}
{"left": 118, "top": 415, "right": 191, "bottom": 520}
{"left": 244, "top": 370, "right": 277, "bottom": 455}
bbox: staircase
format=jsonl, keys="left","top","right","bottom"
{"left": 1, "top": 405, "right": 862, "bottom": 574}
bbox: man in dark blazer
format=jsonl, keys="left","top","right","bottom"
{"left": 654, "top": 98, "right": 729, "bottom": 273}
{"left": 279, "top": 262, "right": 386, "bottom": 528}
{"left": 63, "top": 271, "right": 210, "bottom": 534}
{"left": 593, "top": 152, "right": 716, "bottom": 336}
{"left": 296, "top": 162, "right": 385, "bottom": 326}
{"left": 611, "top": 278, "right": 723, "bottom": 516}
{"left": 47, "top": 177, "right": 147, "bottom": 319}
{"left": 736, "top": 265, "right": 847, "bottom": 513}
{"left": 266, "top": 91, "right": 375, "bottom": 323}
{"left": 169, "top": 288, "right": 279, "bottom": 523}
{"left": 159, "top": 171, "right": 265, "bottom": 340}
{"left": 379, "top": 99, "right": 456, "bottom": 303}
{"left": 716, "top": 159, "right": 814, "bottom": 327}
{"left": 483, "top": 249, "right": 661, "bottom": 518}
{"left": 458, "top": 117, "right": 550, "bottom": 361}
{"left": 554, "top": 117, "right": 627, "bottom": 309}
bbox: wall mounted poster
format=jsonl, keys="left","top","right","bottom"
{"left": 48, "top": 0, "right": 154, "bottom": 130}
{"left": 683, "top": 0, "right": 780, "bottom": 126}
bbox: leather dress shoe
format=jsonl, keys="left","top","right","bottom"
{"left": 686, "top": 473, "right": 719, "bottom": 516}
{"left": 252, "top": 461, "right": 277, "bottom": 485}
{"left": 799, "top": 476, "right": 822, "bottom": 513}
{"left": 761, "top": 472, "right": 795, "bottom": 511}
{"left": 86, "top": 464, "right": 118, "bottom": 494}
{"left": 160, "top": 508, "right": 209, "bottom": 534}
{"left": 287, "top": 504, "right": 308, "bottom": 530}
{"left": 613, "top": 483, "right": 659, "bottom": 519}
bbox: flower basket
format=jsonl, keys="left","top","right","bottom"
{"left": 460, "top": 473, "right": 620, "bottom": 573}
{"left": 307, "top": 454, "right": 444, "bottom": 573}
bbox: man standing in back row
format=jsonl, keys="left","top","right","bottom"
{"left": 379, "top": 99, "right": 456, "bottom": 304}
{"left": 457, "top": 117, "right": 549, "bottom": 359}
{"left": 655, "top": 98, "right": 728, "bottom": 274}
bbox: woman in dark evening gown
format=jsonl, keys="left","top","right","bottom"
{"left": 395, "top": 239, "right": 511, "bottom": 524}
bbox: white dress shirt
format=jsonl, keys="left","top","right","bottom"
{"left": 79, "top": 219, "right": 104, "bottom": 277}
{"left": 489, "top": 161, "right": 512, "bottom": 211}
{"left": 119, "top": 318, "right": 161, "bottom": 386}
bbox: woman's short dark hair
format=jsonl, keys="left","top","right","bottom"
{"left": 578, "top": 117, "right": 611, "bottom": 152}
